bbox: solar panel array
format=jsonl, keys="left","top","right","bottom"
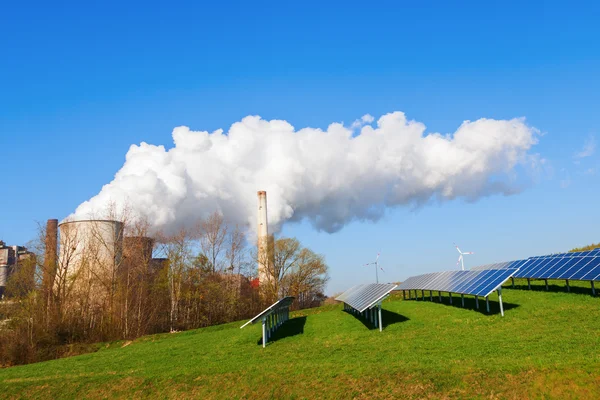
{"left": 336, "top": 283, "right": 398, "bottom": 313}
{"left": 397, "top": 268, "right": 518, "bottom": 298}
{"left": 240, "top": 296, "right": 295, "bottom": 347}
{"left": 470, "top": 248, "right": 600, "bottom": 282}
{"left": 336, "top": 283, "right": 398, "bottom": 331}
{"left": 240, "top": 296, "right": 295, "bottom": 328}
{"left": 470, "top": 260, "right": 526, "bottom": 271}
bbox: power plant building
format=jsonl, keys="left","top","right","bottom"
{"left": 0, "top": 241, "right": 35, "bottom": 298}
{"left": 57, "top": 219, "right": 124, "bottom": 303}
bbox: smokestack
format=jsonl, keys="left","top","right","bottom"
{"left": 257, "top": 191, "right": 269, "bottom": 284}
{"left": 43, "top": 219, "right": 58, "bottom": 301}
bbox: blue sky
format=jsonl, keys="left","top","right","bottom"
{"left": 1, "top": 1, "right": 599, "bottom": 294}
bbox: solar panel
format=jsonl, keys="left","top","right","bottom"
{"left": 471, "top": 260, "right": 527, "bottom": 271}
{"left": 396, "top": 269, "right": 518, "bottom": 316}
{"left": 335, "top": 284, "right": 365, "bottom": 303}
{"left": 397, "top": 269, "right": 517, "bottom": 298}
{"left": 335, "top": 283, "right": 398, "bottom": 331}
{"left": 468, "top": 249, "right": 600, "bottom": 295}
{"left": 240, "top": 296, "right": 294, "bottom": 348}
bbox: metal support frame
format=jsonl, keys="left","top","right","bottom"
{"left": 344, "top": 298, "right": 387, "bottom": 332}
{"left": 486, "top": 296, "right": 490, "bottom": 313}
{"left": 566, "top": 279, "right": 570, "bottom": 292}
{"left": 439, "top": 291, "right": 442, "bottom": 302}
{"left": 461, "top": 294, "right": 465, "bottom": 307}
{"left": 527, "top": 278, "right": 531, "bottom": 290}
{"left": 511, "top": 277, "right": 515, "bottom": 288}
{"left": 421, "top": 290, "right": 425, "bottom": 301}
{"left": 430, "top": 290, "right": 433, "bottom": 301}
{"left": 449, "top": 292, "right": 452, "bottom": 305}
{"left": 475, "top": 295, "right": 479, "bottom": 309}
{"left": 403, "top": 290, "right": 406, "bottom": 300}
{"left": 498, "top": 288, "right": 504, "bottom": 317}
{"left": 258, "top": 306, "right": 291, "bottom": 348}
{"left": 545, "top": 279, "right": 548, "bottom": 291}
{"left": 592, "top": 281, "right": 596, "bottom": 296}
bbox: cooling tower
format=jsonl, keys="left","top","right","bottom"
{"left": 58, "top": 220, "right": 124, "bottom": 300}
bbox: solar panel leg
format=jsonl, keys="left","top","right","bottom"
{"left": 378, "top": 304, "right": 382, "bottom": 332}
{"left": 262, "top": 318, "right": 267, "bottom": 348}
{"left": 498, "top": 288, "right": 504, "bottom": 317}
{"left": 486, "top": 297, "right": 490, "bottom": 313}
{"left": 430, "top": 291, "right": 433, "bottom": 301}
{"left": 545, "top": 279, "right": 548, "bottom": 291}
{"left": 527, "top": 278, "right": 531, "bottom": 290}
{"left": 475, "top": 295, "right": 479, "bottom": 309}
{"left": 461, "top": 294, "right": 464, "bottom": 307}
{"left": 439, "top": 291, "right": 442, "bottom": 302}
{"left": 449, "top": 292, "right": 452, "bottom": 305}
{"left": 511, "top": 277, "right": 515, "bottom": 288}
{"left": 592, "top": 281, "right": 596, "bottom": 296}
{"left": 566, "top": 279, "right": 570, "bottom": 292}
{"left": 403, "top": 290, "right": 406, "bottom": 300}
{"left": 422, "top": 290, "right": 425, "bottom": 300}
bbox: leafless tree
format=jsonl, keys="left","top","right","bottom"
{"left": 198, "top": 211, "right": 227, "bottom": 273}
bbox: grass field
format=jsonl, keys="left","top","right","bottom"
{"left": 1, "top": 279, "right": 599, "bottom": 399}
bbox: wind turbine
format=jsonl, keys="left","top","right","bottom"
{"left": 364, "top": 253, "right": 384, "bottom": 283}
{"left": 454, "top": 243, "right": 474, "bottom": 270}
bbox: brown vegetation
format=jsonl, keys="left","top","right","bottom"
{"left": 0, "top": 210, "right": 328, "bottom": 367}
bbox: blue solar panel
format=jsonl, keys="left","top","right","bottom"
{"left": 397, "top": 269, "right": 517, "bottom": 298}
{"left": 474, "top": 249, "right": 600, "bottom": 283}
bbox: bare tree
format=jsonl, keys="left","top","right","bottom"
{"left": 156, "top": 228, "right": 194, "bottom": 332}
{"left": 198, "top": 211, "right": 228, "bottom": 273}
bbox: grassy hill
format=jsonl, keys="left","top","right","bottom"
{"left": 570, "top": 242, "right": 600, "bottom": 252}
{"left": 1, "top": 279, "right": 599, "bottom": 399}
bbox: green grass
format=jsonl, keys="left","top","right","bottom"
{"left": 1, "top": 279, "right": 599, "bottom": 399}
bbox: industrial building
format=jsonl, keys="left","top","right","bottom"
{"left": 47, "top": 219, "right": 165, "bottom": 304}
{"left": 0, "top": 241, "right": 35, "bottom": 299}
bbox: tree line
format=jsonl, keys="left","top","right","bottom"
{"left": 0, "top": 210, "right": 328, "bottom": 366}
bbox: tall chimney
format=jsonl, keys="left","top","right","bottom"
{"left": 257, "top": 191, "right": 269, "bottom": 284}
{"left": 43, "top": 219, "right": 58, "bottom": 298}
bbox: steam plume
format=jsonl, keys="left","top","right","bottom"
{"left": 72, "top": 112, "right": 540, "bottom": 233}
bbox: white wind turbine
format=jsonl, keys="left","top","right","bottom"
{"left": 454, "top": 243, "right": 474, "bottom": 270}
{"left": 364, "top": 253, "right": 384, "bottom": 283}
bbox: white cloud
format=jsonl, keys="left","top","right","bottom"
{"left": 71, "top": 112, "right": 540, "bottom": 234}
{"left": 575, "top": 135, "right": 596, "bottom": 159}
{"left": 361, "top": 114, "right": 374, "bottom": 124}
{"left": 351, "top": 114, "right": 375, "bottom": 129}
